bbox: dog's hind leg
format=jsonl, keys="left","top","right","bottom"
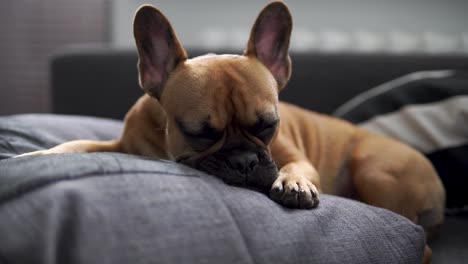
{"left": 14, "top": 140, "right": 121, "bottom": 158}
{"left": 422, "top": 245, "right": 432, "bottom": 264}
{"left": 350, "top": 134, "right": 445, "bottom": 264}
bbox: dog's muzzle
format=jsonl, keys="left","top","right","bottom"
{"left": 183, "top": 147, "right": 278, "bottom": 189}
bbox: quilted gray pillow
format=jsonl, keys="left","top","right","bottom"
{"left": 0, "top": 114, "right": 425, "bottom": 264}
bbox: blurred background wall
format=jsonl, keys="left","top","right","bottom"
{"left": 1, "top": 0, "right": 467, "bottom": 115}
{"left": 0, "top": 1, "right": 108, "bottom": 115}
{"left": 111, "top": 0, "right": 468, "bottom": 52}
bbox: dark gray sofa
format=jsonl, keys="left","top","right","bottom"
{"left": 0, "top": 46, "right": 467, "bottom": 263}
{"left": 51, "top": 46, "right": 468, "bottom": 119}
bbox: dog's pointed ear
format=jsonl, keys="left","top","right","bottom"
{"left": 244, "top": 1, "right": 292, "bottom": 91}
{"left": 133, "top": 5, "right": 187, "bottom": 99}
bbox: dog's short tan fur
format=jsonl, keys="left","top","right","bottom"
{"left": 17, "top": 2, "right": 444, "bottom": 262}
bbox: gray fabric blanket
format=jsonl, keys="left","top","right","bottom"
{"left": 0, "top": 114, "right": 425, "bottom": 264}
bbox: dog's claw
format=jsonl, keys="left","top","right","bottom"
{"left": 311, "top": 189, "right": 318, "bottom": 198}
{"left": 272, "top": 186, "right": 282, "bottom": 193}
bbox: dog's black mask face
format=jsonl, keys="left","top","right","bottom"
{"left": 182, "top": 144, "right": 278, "bottom": 190}
{"left": 173, "top": 112, "right": 281, "bottom": 190}
{"left": 197, "top": 146, "right": 278, "bottom": 189}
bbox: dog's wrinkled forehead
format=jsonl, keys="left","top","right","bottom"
{"left": 161, "top": 55, "right": 279, "bottom": 130}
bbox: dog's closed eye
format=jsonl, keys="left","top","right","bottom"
{"left": 187, "top": 129, "right": 223, "bottom": 143}
{"left": 176, "top": 118, "right": 223, "bottom": 145}
{"left": 248, "top": 117, "right": 279, "bottom": 142}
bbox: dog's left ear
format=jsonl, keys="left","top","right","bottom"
{"left": 133, "top": 5, "right": 188, "bottom": 100}
{"left": 245, "top": 1, "right": 292, "bottom": 91}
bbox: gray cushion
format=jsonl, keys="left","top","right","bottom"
{"left": 0, "top": 114, "right": 122, "bottom": 159}
{"left": 0, "top": 114, "right": 426, "bottom": 264}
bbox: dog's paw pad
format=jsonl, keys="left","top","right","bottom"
{"left": 270, "top": 177, "right": 320, "bottom": 209}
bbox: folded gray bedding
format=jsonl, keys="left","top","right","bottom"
{"left": 0, "top": 114, "right": 425, "bottom": 264}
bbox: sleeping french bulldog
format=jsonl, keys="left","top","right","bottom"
{"left": 17, "top": 2, "right": 444, "bottom": 262}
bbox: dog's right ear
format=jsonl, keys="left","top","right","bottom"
{"left": 244, "top": 1, "right": 292, "bottom": 91}
{"left": 133, "top": 5, "right": 187, "bottom": 100}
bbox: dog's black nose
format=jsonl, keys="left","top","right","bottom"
{"left": 227, "top": 152, "right": 259, "bottom": 175}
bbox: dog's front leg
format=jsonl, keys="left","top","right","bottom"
{"left": 14, "top": 140, "right": 121, "bottom": 158}
{"left": 270, "top": 135, "right": 320, "bottom": 209}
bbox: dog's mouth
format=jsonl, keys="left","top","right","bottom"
{"left": 179, "top": 149, "right": 278, "bottom": 190}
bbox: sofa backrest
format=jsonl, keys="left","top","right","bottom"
{"left": 52, "top": 46, "right": 468, "bottom": 119}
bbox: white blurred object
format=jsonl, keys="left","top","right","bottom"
{"left": 291, "top": 28, "right": 319, "bottom": 52}
{"left": 354, "top": 30, "right": 386, "bottom": 52}
{"left": 227, "top": 27, "right": 248, "bottom": 50}
{"left": 423, "top": 31, "right": 462, "bottom": 53}
{"left": 200, "top": 27, "right": 229, "bottom": 50}
{"left": 388, "top": 31, "right": 423, "bottom": 53}
{"left": 460, "top": 33, "right": 468, "bottom": 53}
{"left": 319, "top": 29, "right": 352, "bottom": 52}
